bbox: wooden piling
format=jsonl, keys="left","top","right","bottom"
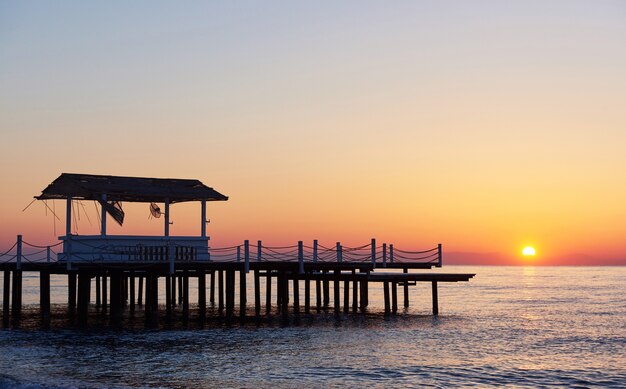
{"left": 343, "top": 279, "right": 349, "bottom": 313}
{"left": 182, "top": 271, "right": 189, "bottom": 321}
{"left": 110, "top": 271, "right": 122, "bottom": 324}
{"left": 240, "top": 268, "right": 247, "bottom": 323}
{"left": 315, "top": 278, "right": 321, "bottom": 312}
{"left": 360, "top": 270, "right": 368, "bottom": 312}
{"left": 165, "top": 273, "right": 172, "bottom": 317}
{"left": 218, "top": 269, "right": 224, "bottom": 313}
{"left": 265, "top": 270, "right": 272, "bottom": 313}
{"left": 95, "top": 275, "right": 101, "bottom": 307}
{"left": 13, "top": 270, "right": 22, "bottom": 322}
{"left": 384, "top": 281, "right": 390, "bottom": 316}
{"left": 148, "top": 272, "right": 159, "bottom": 327}
{"left": 123, "top": 274, "right": 128, "bottom": 306}
{"left": 129, "top": 271, "right": 135, "bottom": 312}
{"left": 77, "top": 270, "right": 90, "bottom": 326}
{"left": 392, "top": 282, "right": 398, "bottom": 313}
{"left": 304, "top": 277, "right": 310, "bottom": 314}
{"left": 3, "top": 270, "right": 10, "bottom": 327}
{"left": 170, "top": 273, "right": 176, "bottom": 307}
{"left": 403, "top": 268, "right": 409, "bottom": 308}
{"left": 280, "top": 272, "right": 289, "bottom": 321}
{"left": 198, "top": 269, "right": 206, "bottom": 322}
{"left": 225, "top": 270, "right": 234, "bottom": 324}
{"left": 68, "top": 272, "right": 76, "bottom": 315}
{"left": 323, "top": 270, "right": 330, "bottom": 310}
{"left": 178, "top": 275, "right": 183, "bottom": 305}
{"left": 333, "top": 270, "right": 340, "bottom": 316}
{"left": 352, "top": 270, "right": 358, "bottom": 312}
{"left": 40, "top": 270, "right": 50, "bottom": 327}
{"left": 137, "top": 274, "right": 143, "bottom": 305}
{"left": 102, "top": 273, "right": 108, "bottom": 310}
{"left": 293, "top": 278, "right": 300, "bottom": 315}
{"left": 253, "top": 270, "right": 261, "bottom": 318}
{"left": 209, "top": 270, "right": 215, "bottom": 304}
{"left": 432, "top": 281, "right": 439, "bottom": 316}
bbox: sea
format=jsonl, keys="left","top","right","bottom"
{"left": 0, "top": 266, "right": 624, "bottom": 388}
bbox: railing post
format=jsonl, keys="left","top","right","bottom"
{"left": 16, "top": 235, "right": 22, "bottom": 270}
{"left": 371, "top": 238, "right": 376, "bottom": 268}
{"left": 313, "top": 240, "right": 318, "bottom": 262}
{"left": 47, "top": 246, "right": 51, "bottom": 263}
{"left": 437, "top": 243, "right": 442, "bottom": 267}
{"left": 390, "top": 244, "right": 394, "bottom": 264}
{"left": 298, "top": 241, "right": 304, "bottom": 274}
{"left": 336, "top": 242, "right": 342, "bottom": 263}
{"left": 382, "top": 243, "right": 387, "bottom": 268}
{"left": 237, "top": 245, "right": 241, "bottom": 262}
{"left": 244, "top": 240, "right": 250, "bottom": 273}
{"left": 257, "top": 240, "right": 262, "bottom": 262}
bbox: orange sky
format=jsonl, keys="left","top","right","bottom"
{"left": 1, "top": 2, "right": 625, "bottom": 265}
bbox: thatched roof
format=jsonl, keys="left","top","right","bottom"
{"left": 36, "top": 173, "right": 228, "bottom": 203}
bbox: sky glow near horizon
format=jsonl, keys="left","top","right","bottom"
{"left": 1, "top": 1, "right": 625, "bottom": 265}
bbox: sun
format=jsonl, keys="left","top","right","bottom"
{"left": 522, "top": 246, "right": 536, "bottom": 257}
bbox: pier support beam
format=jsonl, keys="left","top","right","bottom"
{"left": 279, "top": 272, "right": 289, "bottom": 322}
{"left": 293, "top": 278, "right": 300, "bottom": 315}
{"left": 68, "top": 272, "right": 76, "bottom": 315}
{"left": 333, "top": 270, "right": 340, "bottom": 316}
{"left": 315, "top": 278, "right": 321, "bottom": 312}
{"left": 95, "top": 275, "right": 101, "bottom": 307}
{"left": 392, "top": 281, "right": 398, "bottom": 313}
{"left": 129, "top": 272, "right": 135, "bottom": 313}
{"left": 265, "top": 270, "right": 272, "bottom": 314}
{"left": 225, "top": 270, "right": 234, "bottom": 325}
{"left": 40, "top": 270, "right": 50, "bottom": 327}
{"left": 359, "top": 270, "right": 368, "bottom": 312}
{"left": 323, "top": 271, "right": 330, "bottom": 310}
{"left": 110, "top": 271, "right": 123, "bottom": 325}
{"left": 352, "top": 270, "right": 358, "bottom": 312}
{"left": 432, "top": 281, "right": 439, "bottom": 316}
{"left": 198, "top": 270, "right": 206, "bottom": 323}
{"left": 102, "top": 273, "right": 107, "bottom": 310}
{"left": 170, "top": 273, "right": 176, "bottom": 307}
{"left": 254, "top": 269, "right": 261, "bottom": 318}
{"left": 343, "top": 279, "right": 349, "bottom": 313}
{"left": 165, "top": 273, "right": 172, "bottom": 318}
{"left": 209, "top": 270, "right": 215, "bottom": 305}
{"left": 384, "top": 281, "right": 390, "bottom": 316}
{"left": 304, "top": 277, "right": 310, "bottom": 314}
{"left": 3, "top": 271, "right": 10, "bottom": 327}
{"left": 178, "top": 275, "right": 183, "bottom": 305}
{"left": 218, "top": 270, "right": 224, "bottom": 313}
{"left": 77, "top": 270, "right": 90, "bottom": 326}
{"left": 403, "top": 268, "right": 409, "bottom": 308}
{"left": 182, "top": 271, "right": 189, "bottom": 321}
{"left": 137, "top": 275, "right": 143, "bottom": 306}
{"left": 240, "top": 268, "right": 247, "bottom": 323}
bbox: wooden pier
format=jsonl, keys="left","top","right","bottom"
{"left": 0, "top": 173, "right": 475, "bottom": 328}
{"left": 0, "top": 258, "right": 474, "bottom": 328}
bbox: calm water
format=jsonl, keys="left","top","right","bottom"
{"left": 0, "top": 266, "right": 624, "bottom": 388}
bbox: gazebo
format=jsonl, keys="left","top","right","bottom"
{"left": 35, "top": 173, "right": 228, "bottom": 263}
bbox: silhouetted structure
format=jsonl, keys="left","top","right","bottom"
{"left": 0, "top": 173, "right": 474, "bottom": 328}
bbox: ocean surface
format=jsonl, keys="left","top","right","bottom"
{"left": 0, "top": 266, "right": 624, "bottom": 388}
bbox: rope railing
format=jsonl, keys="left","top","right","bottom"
{"left": 0, "top": 235, "right": 443, "bottom": 267}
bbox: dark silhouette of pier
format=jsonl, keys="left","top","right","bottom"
{"left": 0, "top": 173, "right": 474, "bottom": 328}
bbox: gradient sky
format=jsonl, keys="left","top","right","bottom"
{"left": 1, "top": 1, "right": 625, "bottom": 265}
